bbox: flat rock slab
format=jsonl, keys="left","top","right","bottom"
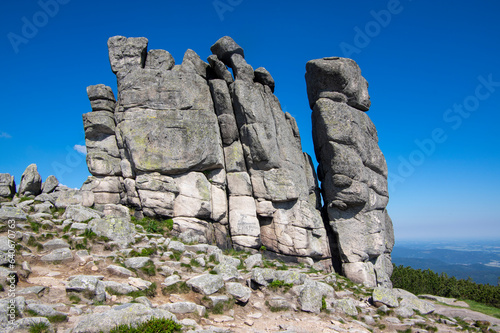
{"left": 72, "top": 303, "right": 178, "bottom": 333}
{"left": 41, "top": 248, "right": 73, "bottom": 263}
{"left": 124, "top": 257, "right": 152, "bottom": 269}
{"left": 186, "top": 274, "right": 224, "bottom": 295}
{"left": 16, "top": 286, "right": 46, "bottom": 295}
{"left": 0, "top": 207, "right": 27, "bottom": 221}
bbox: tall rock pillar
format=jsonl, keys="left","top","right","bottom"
{"left": 306, "top": 57, "right": 394, "bottom": 287}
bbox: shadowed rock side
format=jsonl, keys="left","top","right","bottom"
{"left": 306, "top": 57, "right": 395, "bottom": 287}
{"left": 82, "top": 36, "right": 332, "bottom": 269}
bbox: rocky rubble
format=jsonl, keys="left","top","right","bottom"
{"left": 0, "top": 197, "right": 498, "bottom": 332}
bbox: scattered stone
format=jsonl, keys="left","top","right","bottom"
{"left": 124, "top": 257, "right": 152, "bottom": 269}
{"left": 225, "top": 282, "right": 251, "bottom": 303}
{"left": 66, "top": 275, "right": 105, "bottom": 302}
{"left": 161, "top": 302, "right": 206, "bottom": 316}
{"left": 214, "top": 262, "right": 240, "bottom": 281}
{"left": 41, "top": 248, "right": 73, "bottom": 263}
{"left": 128, "top": 277, "right": 152, "bottom": 290}
{"left": 299, "top": 280, "right": 335, "bottom": 314}
{"left": 334, "top": 298, "right": 359, "bottom": 316}
{"left": 372, "top": 286, "right": 399, "bottom": 308}
{"left": 167, "top": 240, "right": 185, "bottom": 253}
{"left": 162, "top": 275, "right": 181, "bottom": 287}
{"left": 16, "top": 286, "right": 45, "bottom": 295}
{"left": 186, "top": 274, "right": 224, "bottom": 295}
{"left": 106, "top": 264, "right": 135, "bottom": 278}
{"left": 42, "top": 238, "right": 70, "bottom": 251}
{"left": 102, "top": 281, "right": 139, "bottom": 295}
{"left": 42, "top": 175, "right": 59, "bottom": 194}
{"left": 26, "top": 303, "right": 67, "bottom": 317}
{"left": 244, "top": 253, "right": 263, "bottom": 270}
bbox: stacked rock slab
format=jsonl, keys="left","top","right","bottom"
{"left": 306, "top": 57, "right": 395, "bottom": 287}
{"left": 0, "top": 174, "right": 16, "bottom": 200}
{"left": 82, "top": 36, "right": 331, "bottom": 267}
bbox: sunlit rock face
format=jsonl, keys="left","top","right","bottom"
{"left": 82, "top": 36, "right": 332, "bottom": 270}
{"left": 306, "top": 57, "right": 394, "bottom": 287}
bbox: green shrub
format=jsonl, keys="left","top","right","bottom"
{"left": 29, "top": 322, "right": 51, "bottom": 333}
{"left": 109, "top": 317, "right": 182, "bottom": 333}
{"left": 134, "top": 217, "right": 173, "bottom": 235}
{"left": 268, "top": 280, "right": 293, "bottom": 292}
{"left": 392, "top": 265, "right": 500, "bottom": 309}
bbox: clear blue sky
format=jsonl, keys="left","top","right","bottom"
{"left": 1, "top": 0, "right": 499, "bottom": 242}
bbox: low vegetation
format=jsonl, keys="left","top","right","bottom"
{"left": 131, "top": 216, "right": 173, "bottom": 235}
{"left": 108, "top": 317, "right": 182, "bottom": 333}
{"left": 392, "top": 264, "right": 500, "bottom": 309}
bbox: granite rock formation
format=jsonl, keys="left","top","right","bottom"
{"left": 82, "top": 36, "right": 332, "bottom": 269}
{"left": 306, "top": 57, "right": 394, "bottom": 287}
{"left": 82, "top": 37, "right": 394, "bottom": 284}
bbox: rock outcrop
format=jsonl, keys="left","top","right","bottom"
{"left": 82, "top": 36, "right": 331, "bottom": 269}
{"left": 82, "top": 36, "right": 394, "bottom": 285}
{"left": 306, "top": 57, "right": 394, "bottom": 287}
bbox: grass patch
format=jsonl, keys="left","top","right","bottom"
{"left": 161, "top": 281, "right": 190, "bottom": 295}
{"left": 19, "top": 196, "right": 32, "bottom": 203}
{"left": 190, "top": 258, "right": 201, "bottom": 267}
{"left": 262, "top": 260, "right": 276, "bottom": 268}
{"left": 169, "top": 251, "right": 182, "bottom": 261}
{"left": 130, "top": 247, "right": 156, "bottom": 257}
{"left": 109, "top": 317, "right": 182, "bottom": 333}
{"left": 48, "top": 314, "right": 68, "bottom": 323}
{"left": 68, "top": 294, "right": 81, "bottom": 303}
{"left": 208, "top": 254, "right": 218, "bottom": 264}
{"left": 132, "top": 216, "right": 174, "bottom": 235}
{"left": 140, "top": 262, "right": 157, "bottom": 276}
{"left": 29, "top": 322, "right": 51, "bottom": 333}
{"left": 268, "top": 280, "right": 293, "bottom": 292}
{"left": 464, "top": 300, "right": 500, "bottom": 319}
{"left": 82, "top": 228, "right": 97, "bottom": 239}
{"left": 29, "top": 221, "right": 41, "bottom": 233}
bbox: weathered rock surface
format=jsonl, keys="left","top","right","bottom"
{"left": 0, "top": 173, "right": 15, "bottom": 199}
{"left": 307, "top": 57, "right": 394, "bottom": 287}
{"left": 81, "top": 35, "right": 333, "bottom": 268}
{"left": 72, "top": 303, "right": 177, "bottom": 333}
{"left": 18, "top": 164, "right": 42, "bottom": 196}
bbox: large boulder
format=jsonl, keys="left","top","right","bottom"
{"left": 18, "top": 164, "right": 42, "bottom": 196}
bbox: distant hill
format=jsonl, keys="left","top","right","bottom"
{"left": 392, "top": 242, "right": 500, "bottom": 286}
